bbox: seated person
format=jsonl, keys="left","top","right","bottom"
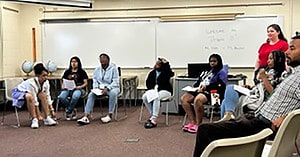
{"left": 219, "top": 50, "right": 286, "bottom": 121}
{"left": 12, "top": 63, "right": 57, "bottom": 129}
{"left": 58, "top": 56, "right": 88, "bottom": 120}
{"left": 181, "top": 53, "right": 227, "bottom": 134}
{"left": 193, "top": 33, "right": 300, "bottom": 157}
{"left": 77, "top": 53, "right": 120, "bottom": 125}
{"left": 142, "top": 57, "right": 174, "bottom": 129}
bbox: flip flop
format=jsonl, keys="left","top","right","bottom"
{"left": 187, "top": 125, "right": 198, "bottom": 134}
{"left": 182, "top": 123, "right": 193, "bottom": 132}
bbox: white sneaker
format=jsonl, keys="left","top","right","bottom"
{"left": 44, "top": 116, "right": 57, "bottom": 126}
{"left": 77, "top": 116, "right": 90, "bottom": 125}
{"left": 101, "top": 115, "right": 112, "bottom": 123}
{"left": 31, "top": 118, "right": 39, "bottom": 129}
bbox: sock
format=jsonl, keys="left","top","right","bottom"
{"left": 150, "top": 117, "right": 157, "bottom": 124}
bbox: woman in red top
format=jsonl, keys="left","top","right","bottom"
{"left": 253, "top": 24, "right": 288, "bottom": 84}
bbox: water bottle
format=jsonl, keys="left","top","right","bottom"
{"left": 210, "top": 90, "right": 220, "bottom": 107}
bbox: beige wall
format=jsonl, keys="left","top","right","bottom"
{"left": 1, "top": 0, "right": 299, "bottom": 87}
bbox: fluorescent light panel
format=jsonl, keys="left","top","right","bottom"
{"left": 5, "top": 0, "right": 93, "bottom": 8}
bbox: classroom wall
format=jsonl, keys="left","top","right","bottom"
{"left": 0, "top": 0, "right": 299, "bottom": 86}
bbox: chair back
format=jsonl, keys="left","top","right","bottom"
{"left": 201, "top": 128, "right": 273, "bottom": 157}
{"left": 122, "top": 76, "right": 138, "bottom": 99}
{"left": 4, "top": 78, "right": 24, "bottom": 101}
{"left": 160, "top": 77, "right": 175, "bottom": 102}
{"left": 267, "top": 109, "right": 300, "bottom": 157}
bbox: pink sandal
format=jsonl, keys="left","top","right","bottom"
{"left": 182, "top": 123, "right": 193, "bottom": 132}
{"left": 187, "top": 125, "right": 198, "bottom": 134}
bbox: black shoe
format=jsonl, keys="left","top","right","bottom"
{"left": 144, "top": 119, "right": 157, "bottom": 129}
{"left": 66, "top": 109, "right": 77, "bottom": 121}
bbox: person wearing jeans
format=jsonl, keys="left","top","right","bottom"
{"left": 77, "top": 53, "right": 120, "bottom": 125}
{"left": 58, "top": 56, "right": 88, "bottom": 120}
{"left": 142, "top": 57, "right": 174, "bottom": 129}
{"left": 193, "top": 33, "right": 300, "bottom": 157}
{"left": 219, "top": 50, "right": 286, "bottom": 121}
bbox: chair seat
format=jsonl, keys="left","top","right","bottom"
{"left": 160, "top": 96, "right": 174, "bottom": 102}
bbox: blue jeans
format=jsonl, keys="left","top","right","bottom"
{"left": 58, "top": 89, "right": 83, "bottom": 113}
{"left": 84, "top": 88, "right": 120, "bottom": 115}
{"left": 220, "top": 85, "right": 240, "bottom": 117}
{"left": 142, "top": 90, "right": 171, "bottom": 119}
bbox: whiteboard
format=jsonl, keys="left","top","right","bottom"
{"left": 41, "top": 16, "right": 283, "bottom": 68}
{"left": 157, "top": 16, "right": 283, "bottom": 67}
{"left": 42, "top": 21, "right": 156, "bottom": 68}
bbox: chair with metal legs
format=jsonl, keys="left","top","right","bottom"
{"left": 139, "top": 77, "right": 177, "bottom": 126}
{"left": 90, "top": 77, "right": 126, "bottom": 121}
{"left": 1, "top": 78, "right": 24, "bottom": 127}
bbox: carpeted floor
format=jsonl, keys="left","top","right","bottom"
{"left": 0, "top": 104, "right": 211, "bottom": 157}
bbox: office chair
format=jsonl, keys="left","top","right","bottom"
{"left": 1, "top": 78, "right": 24, "bottom": 127}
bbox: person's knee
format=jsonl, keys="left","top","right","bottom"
{"left": 110, "top": 90, "right": 119, "bottom": 97}
{"left": 25, "top": 93, "right": 34, "bottom": 102}
{"left": 87, "top": 92, "right": 95, "bottom": 99}
{"left": 72, "top": 92, "right": 81, "bottom": 99}
{"left": 38, "top": 92, "right": 47, "bottom": 99}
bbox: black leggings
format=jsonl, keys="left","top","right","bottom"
{"left": 193, "top": 114, "right": 272, "bottom": 157}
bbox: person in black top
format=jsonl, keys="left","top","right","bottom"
{"left": 58, "top": 56, "right": 88, "bottom": 120}
{"left": 142, "top": 57, "right": 174, "bottom": 129}
{"left": 181, "top": 54, "right": 227, "bottom": 134}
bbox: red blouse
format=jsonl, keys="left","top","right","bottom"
{"left": 258, "top": 39, "right": 288, "bottom": 67}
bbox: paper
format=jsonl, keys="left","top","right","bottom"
{"left": 233, "top": 85, "right": 250, "bottom": 96}
{"left": 63, "top": 79, "right": 76, "bottom": 90}
{"left": 181, "top": 86, "right": 198, "bottom": 92}
{"left": 125, "top": 138, "right": 140, "bottom": 143}
{"left": 99, "top": 84, "right": 105, "bottom": 89}
{"left": 145, "top": 89, "right": 159, "bottom": 103}
{"left": 91, "top": 88, "right": 103, "bottom": 96}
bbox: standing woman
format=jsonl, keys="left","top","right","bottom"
{"left": 253, "top": 24, "right": 288, "bottom": 84}
{"left": 142, "top": 57, "right": 174, "bottom": 129}
{"left": 58, "top": 56, "right": 88, "bottom": 120}
{"left": 181, "top": 54, "right": 227, "bottom": 134}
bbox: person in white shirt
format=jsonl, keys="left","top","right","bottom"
{"left": 12, "top": 63, "right": 57, "bottom": 129}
